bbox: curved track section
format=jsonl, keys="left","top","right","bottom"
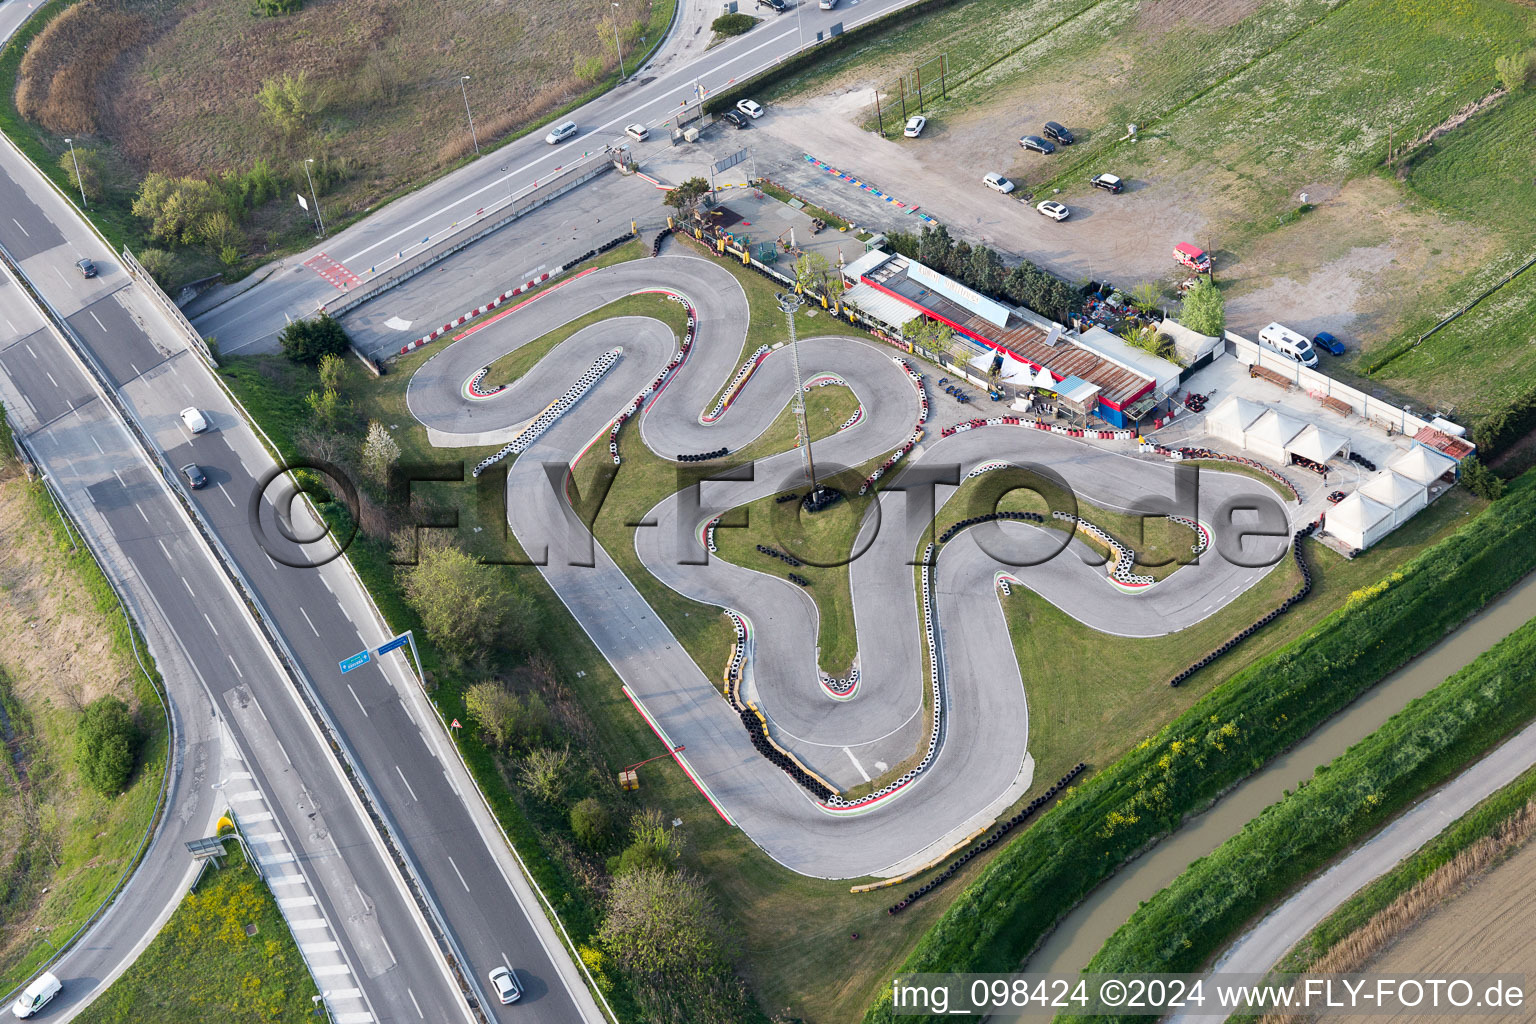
{"left": 406, "top": 255, "right": 1289, "bottom": 877}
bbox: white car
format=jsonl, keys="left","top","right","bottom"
{"left": 625, "top": 123, "right": 648, "bottom": 141}
{"left": 736, "top": 98, "right": 764, "bottom": 119}
{"left": 11, "top": 973, "right": 61, "bottom": 1019}
{"left": 820, "top": 0, "right": 838, "bottom": 7}
{"left": 903, "top": 115, "right": 926, "bottom": 138}
{"left": 544, "top": 121, "right": 578, "bottom": 144}
{"left": 983, "top": 172, "right": 1015, "bottom": 194}
{"left": 1036, "top": 200, "right": 1070, "bottom": 221}
{"left": 489, "top": 966, "right": 522, "bottom": 1004}
{"left": 180, "top": 407, "right": 209, "bottom": 433}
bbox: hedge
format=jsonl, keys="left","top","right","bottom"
{"left": 1076, "top": 614, "right": 1536, "bottom": 1018}
{"left": 862, "top": 473, "right": 1536, "bottom": 1024}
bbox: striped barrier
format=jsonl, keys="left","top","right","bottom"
{"left": 401, "top": 272, "right": 554, "bottom": 354}
{"left": 470, "top": 347, "right": 621, "bottom": 477}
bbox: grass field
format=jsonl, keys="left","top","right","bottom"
{"left": 0, "top": 475, "right": 169, "bottom": 995}
{"left": 74, "top": 851, "right": 318, "bottom": 1024}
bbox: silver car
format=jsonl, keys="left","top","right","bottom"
{"left": 489, "top": 966, "right": 522, "bottom": 1004}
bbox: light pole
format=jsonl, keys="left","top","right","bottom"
{"left": 34, "top": 928, "right": 58, "bottom": 955}
{"left": 302, "top": 158, "right": 325, "bottom": 238}
{"left": 64, "top": 138, "right": 86, "bottom": 207}
{"left": 311, "top": 991, "right": 336, "bottom": 1022}
{"left": 776, "top": 291, "right": 839, "bottom": 511}
{"left": 611, "top": 3, "right": 626, "bottom": 81}
{"left": 458, "top": 75, "right": 479, "bottom": 154}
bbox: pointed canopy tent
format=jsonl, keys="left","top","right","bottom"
{"left": 1243, "top": 408, "right": 1308, "bottom": 464}
{"left": 1287, "top": 423, "right": 1351, "bottom": 465}
{"left": 1360, "top": 470, "right": 1428, "bottom": 525}
{"left": 1328, "top": 492, "right": 1395, "bottom": 551}
{"left": 1203, "top": 396, "right": 1268, "bottom": 449}
{"left": 1389, "top": 444, "right": 1458, "bottom": 491}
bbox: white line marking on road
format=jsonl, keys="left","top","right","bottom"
{"left": 377, "top": 931, "right": 395, "bottom": 965}
{"left": 45, "top": 371, "right": 58, "bottom": 388}
{"left": 24, "top": 344, "right": 36, "bottom": 359}
{"left": 217, "top": 480, "right": 237, "bottom": 507}
{"left": 394, "top": 765, "right": 418, "bottom": 801}
{"left": 89, "top": 311, "right": 105, "bottom": 331}
{"left": 300, "top": 606, "right": 320, "bottom": 635}
{"left": 136, "top": 502, "right": 149, "bottom": 523}
{"left": 228, "top": 654, "right": 244, "bottom": 679}
{"left": 10, "top": 218, "right": 27, "bottom": 237}
{"left": 320, "top": 573, "right": 334, "bottom": 593}
{"left": 347, "top": 683, "right": 368, "bottom": 717}
{"left": 181, "top": 575, "right": 194, "bottom": 596}
{"left": 447, "top": 856, "right": 470, "bottom": 892}
{"left": 407, "top": 988, "right": 424, "bottom": 1020}
{"left": 91, "top": 434, "right": 103, "bottom": 453}
{"left": 843, "top": 746, "right": 872, "bottom": 783}
{"left": 111, "top": 468, "right": 126, "bottom": 487}
{"left": 272, "top": 732, "right": 291, "bottom": 764}
{"left": 129, "top": 362, "right": 140, "bottom": 376}
{"left": 203, "top": 613, "right": 219, "bottom": 637}
{"left": 157, "top": 537, "right": 171, "bottom": 560}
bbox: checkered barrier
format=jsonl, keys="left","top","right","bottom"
{"left": 704, "top": 346, "right": 770, "bottom": 422}
{"left": 606, "top": 292, "right": 698, "bottom": 465}
{"left": 1053, "top": 510, "right": 1155, "bottom": 587}
{"left": 937, "top": 510, "right": 1045, "bottom": 545}
{"left": 887, "top": 761, "right": 1088, "bottom": 915}
{"left": 1168, "top": 515, "right": 1211, "bottom": 557}
{"left": 857, "top": 358, "right": 928, "bottom": 496}
{"left": 1171, "top": 447, "right": 1301, "bottom": 502}
{"left": 464, "top": 366, "right": 505, "bottom": 399}
{"left": 1168, "top": 520, "right": 1319, "bottom": 687}
{"left": 400, "top": 272, "right": 554, "bottom": 354}
{"left": 470, "top": 347, "right": 621, "bottom": 477}
{"left": 940, "top": 417, "right": 1138, "bottom": 442}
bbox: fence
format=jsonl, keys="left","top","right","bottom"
{"left": 121, "top": 247, "right": 219, "bottom": 367}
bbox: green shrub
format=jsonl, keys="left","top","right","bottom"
{"left": 1460, "top": 456, "right": 1505, "bottom": 500}
{"left": 76, "top": 696, "right": 140, "bottom": 796}
{"left": 863, "top": 474, "right": 1536, "bottom": 1024}
{"left": 278, "top": 313, "right": 349, "bottom": 364}
{"left": 570, "top": 796, "right": 614, "bottom": 849}
{"left": 712, "top": 12, "right": 755, "bottom": 36}
{"left": 249, "top": 0, "right": 302, "bottom": 16}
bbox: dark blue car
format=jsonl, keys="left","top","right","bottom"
{"left": 1313, "top": 331, "right": 1345, "bottom": 356}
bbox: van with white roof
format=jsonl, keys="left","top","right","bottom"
{"left": 1257, "top": 322, "right": 1319, "bottom": 368}
{"left": 11, "top": 972, "right": 61, "bottom": 1018}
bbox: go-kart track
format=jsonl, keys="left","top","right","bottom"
{"left": 406, "top": 254, "right": 1291, "bottom": 878}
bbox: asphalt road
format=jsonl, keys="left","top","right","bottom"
{"left": 190, "top": 0, "right": 929, "bottom": 354}
{"left": 403, "top": 253, "right": 1288, "bottom": 876}
{"left": 0, "top": 140, "right": 600, "bottom": 1021}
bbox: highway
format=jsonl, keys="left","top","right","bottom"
{"left": 192, "top": 0, "right": 927, "bottom": 354}
{"left": 0, "top": 109, "right": 600, "bottom": 1024}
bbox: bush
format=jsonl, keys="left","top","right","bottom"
{"left": 399, "top": 538, "right": 543, "bottom": 661}
{"left": 518, "top": 747, "right": 571, "bottom": 804}
{"left": 1495, "top": 51, "right": 1535, "bottom": 93}
{"left": 56, "top": 146, "right": 105, "bottom": 201}
{"left": 464, "top": 683, "right": 549, "bottom": 751}
{"left": 76, "top": 696, "right": 140, "bottom": 796}
{"left": 1460, "top": 456, "right": 1505, "bottom": 500}
{"left": 712, "top": 12, "right": 755, "bottom": 36}
{"left": 863, "top": 474, "right": 1536, "bottom": 1024}
{"left": 250, "top": 0, "right": 303, "bottom": 16}
{"left": 570, "top": 796, "right": 613, "bottom": 849}
{"left": 1179, "top": 277, "right": 1225, "bottom": 336}
{"left": 278, "top": 313, "right": 350, "bottom": 364}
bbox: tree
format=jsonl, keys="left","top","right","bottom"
{"left": 1495, "top": 51, "right": 1535, "bottom": 93}
{"left": 519, "top": 746, "right": 571, "bottom": 804}
{"left": 663, "top": 177, "right": 711, "bottom": 221}
{"left": 1129, "top": 281, "right": 1164, "bottom": 315}
{"left": 76, "top": 696, "right": 140, "bottom": 796}
{"left": 132, "top": 173, "right": 223, "bottom": 247}
{"left": 57, "top": 146, "right": 104, "bottom": 201}
{"left": 599, "top": 867, "right": 745, "bottom": 1023}
{"left": 570, "top": 797, "right": 613, "bottom": 849}
{"left": 574, "top": 55, "right": 606, "bottom": 82}
{"left": 968, "top": 245, "right": 1005, "bottom": 296}
{"left": 916, "top": 223, "right": 954, "bottom": 271}
{"left": 257, "top": 72, "right": 320, "bottom": 140}
{"left": 1179, "top": 277, "right": 1226, "bottom": 336}
{"left": 1459, "top": 456, "right": 1506, "bottom": 500}
{"left": 793, "top": 251, "right": 831, "bottom": 295}
{"left": 304, "top": 387, "right": 345, "bottom": 431}
{"left": 279, "top": 313, "right": 350, "bottom": 363}
{"left": 361, "top": 421, "right": 400, "bottom": 486}
{"left": 317, "top": 353, "right": 347, "bottom": 393}
{"left": 135, "top": 248, "right": 175, "bottom": 287}
{"left": 400, "top": 537, "right": 542, "bottom": 659}
{"left": 464, "top": 682, "right": 549, "bottom": 750}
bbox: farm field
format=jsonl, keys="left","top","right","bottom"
{"left": 763, "top": 0, "right": 1536, "bottom": 424}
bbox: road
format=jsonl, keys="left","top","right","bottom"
{"left": 191, "top": 0, "right": 927, "bottom": 354}
{"left": 401, "top": 252, "right": 1287, "bottom": 874}
{"left": 0, "top": 124, "right": 601, "bottom": 1024}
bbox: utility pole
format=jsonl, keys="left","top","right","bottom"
{"left": 458, "top": 75, "right": 479, "bottom": 154}
{"left": 612, "top": 3, "right": 627, "bottom": 80}
{"left": 64, "top": 138, "right": 86, "bottom": 207}
{"left": 303, "top": 158, "right": 325, "bottom": 238}
{"left": 776, "top": 291, "right": 837, "bottom": 511}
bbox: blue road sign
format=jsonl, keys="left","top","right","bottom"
{"left": 339, "top": 649, "right": 371, "bottom": 674}
{"left": 377, "top": 634, "right": 409, "bottom": 657}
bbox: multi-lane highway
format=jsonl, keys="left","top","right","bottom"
{"left": 193, "top": 0, "right": 927, "bottom": 354}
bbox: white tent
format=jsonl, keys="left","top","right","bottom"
{"left": 1389, "top": 445, "right": 1457, "bottom": 494}
{"left": 1328, "top": 493, "right": 1395, "bottom": 551}
{"left": 1244, "top": 409, "right": 1308, "bottom": 464}
{"left": 1360, "top": 471, "right": 1427, "bottom": 526}
{"left": 1287, "top": 423, "right": 1351, "bottom": 464}
{"left": 1204, "top": 396, "right": 1267, "bottom": 449}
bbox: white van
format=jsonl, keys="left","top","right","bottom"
{"left": 544, "top": 121, "right": 578, "bottom": 144}
{"left": 1258, "top": 322, "right": 1318, "bottom": 368}
{"left": 11, "top": 972, "right": 61, "bottom": 1018}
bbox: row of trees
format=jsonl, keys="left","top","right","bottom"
{"left": 883, "top": 224, "right": 1082, "bottom": 324}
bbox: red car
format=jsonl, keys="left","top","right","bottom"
{"left": 1173, "top": 242, "right": 1211, "bottom": 273}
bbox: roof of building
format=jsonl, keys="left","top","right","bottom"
{"left": 1245, "top": 408, "right": 1307, "bottom": 448}
{"left": 1204, "top": 395, "right": 1268, "bottom": 438}
{"left": 1389, "top": 444, "right": 1458, "bottom": 485}
{"left": 842, "top": 282, "right": 924, "bottom": 329}
{"left": 1413, "top": 426, "right": 1476, "bottom": 461}
{"left": 1330, "top": 492, "right": 1394, "bottom": 531}
{"left": 1360, "top": 471, "right": 1425, "bottom": 509}
{"left": 842, "top": 249, "right": 895, "bottom": 282}
{"left": 1287, "top": 423, "right": 1351, "bottom": 463}
{"left": 1074, "top": 325, "right": 1183, "bottom": 393}
{"left": 858, "top": 252, "right": 1154, "bottom": 407}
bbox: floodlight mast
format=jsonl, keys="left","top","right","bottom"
{"left": 775, "top": 291, "right": 817, "bottom": 490}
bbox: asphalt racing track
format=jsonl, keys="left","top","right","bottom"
{"left": 406, "top": 253, "right": 1290, "bottom": 878}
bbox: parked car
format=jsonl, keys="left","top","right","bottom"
{"left": 983, "top": 172, "right": 1016, "bottom": 194}
{"left": 180, "top": 407, "right": 209, "bottom": 433}
{"left": 10, "top": 973, "right": 61, "bottom": 1019}
{"left": 544, "top": 121, "right": 578, "bottom": 144}
{"left": 719, "top": 109, "right": 748, "bottom": 129}
{"left": 76, "top": 257, "right": 97, "bottom": 278}
{"left": 736, "top": 98, "right": 764, "bottom": 119}
{"left": 820, "top": 0, "right": 838, "bottom": 7}
{"left": 1173, "top": 242, "right": 1211, "bottom": 273}
{"left": 1090, "top": 173, "right": 1124, "bottom": 193}
{"left": 1313, "top": 331, "right": 1346, "bottom": 356}
{"left": 1019, "top": 134, "right": 1055, "bottom": 154}
{"left": 181, "top": 463, "right": 208, "bottom": 489}
{"left": 625, "top": 123, "right": 649, "bottom": 141}
{"left": 1036, "top": 200, "right": 1070, "bottom": 221}
{"left": 903, "top": 115, "right": 927, "bottom": 138}
{"left": 757, "top": 0, "right": 788, "bottom": 11}
{"left": 489, "top": 967, "right": 523, "bottom": 1004}
{"left": 1043, "top": 121, "right": 1075, "bottom": 145}
{"left": 1258, "top": 322, "right": 1319, "bottom": 368}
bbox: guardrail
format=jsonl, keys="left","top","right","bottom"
{"left": 120, "top": 246, "right": 218, "bottom": 367}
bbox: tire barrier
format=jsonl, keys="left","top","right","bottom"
{"left": 651, "top": 226, "right": 672, "bottom": 257}
{"left": 820, "top": 664, "right": 859, "bottom": 699}
{"left": 1349, "top": 451, "right": 1378, "bottom": 472}
{"left": 605, "top": 292, "right": 699, "bottom": 465}
{"left": 774, "top": 491, "right": 802, "bottom": 504}
{"left": 801, "top": 373, "right": 866, "bottom": 432}
{"left": 557, "top": 231, "right": 636, "bottom": 277}
{"left": 1167, "top": 519, "right": 1320, "bottom": 687}
{"left": 704, "top": 345, "right": 771, "bottom": 422}
{"left": 857, "top": 358, "right": 928, "bottom": 496}
{"left": 1052, "top": 510, "right": 1156, "bottom": 587}
{"left": 937, "top": 510, "right": 1045, "bottom": 545}
{"left": 470, "top": 347, "right": 621, "bottom": 477}
{"left": 463, "top": 365, "right": 505, "bottom": 400}
{"left": 787, "top": 572, "right": 811, "bottom": 587}
{"left": 704, "top": 516, "right": 720, "bottom": 554}
{"left": 839, "top": 407, "right": 865, "bottom": 432}
{"left": 888, "top": 761, "right": 1088, "bottom": 915}
{"left": 756, "top": 544, "right": 803, "bottom": 568}
{"left": 678, "top": 446, "right": 730, "bottom": 462}
{"left": 939, "top": 416, "right": 1139, "bottom": 443}
{"left": 1174, "top": 447, "right": 1300, "bottom": 502}
{"left": 1167, "top": 515, "right": 1212, "bottom": 557}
